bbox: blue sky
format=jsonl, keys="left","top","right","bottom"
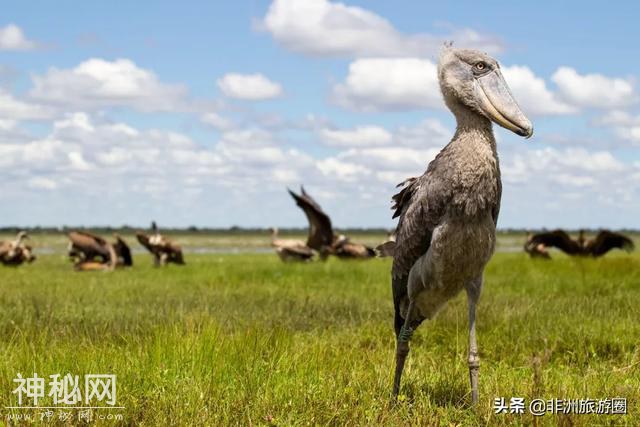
{"left": 1, "top": 0, "right": 639, "bottom": 229}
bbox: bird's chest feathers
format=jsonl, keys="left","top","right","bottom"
{"left": 448, "top": 141, "right": 500, "bottom": 217}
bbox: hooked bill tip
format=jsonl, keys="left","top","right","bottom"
{"left": 518, "top": 125, "right": 534, "bottom": 139}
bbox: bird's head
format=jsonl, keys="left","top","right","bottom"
{"left": 438, "top": 47, "right": 533, "bottom": 138}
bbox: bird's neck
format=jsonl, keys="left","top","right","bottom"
{"left": 445, "top": 106, "right": 501, "bottom": 218}
{"left": 452, "top": 107, "right": 496, "bottom": 151}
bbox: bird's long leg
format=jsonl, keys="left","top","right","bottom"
{"left": 466, "top": 279, "right": 482, "bottom": 405}
{"left": 393, "top": 300, "right": 415, "bottom": 398}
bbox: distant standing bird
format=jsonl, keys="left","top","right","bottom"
{"left": 0, "top": 231, "right": 36, "bottom": 266}
{"left": 288, "top": 187, "right": 375, "bottom": 259}
{"left": 136, "top": 222, "right": 185, "bottom": 266}
{"left": 527, "top": 229, "right": 634, "bottom": 258}
{"left": 270, "top": 227, "right": 314, "bottom": 262}
{"left": 387, "top": 47, "right": 533, "bottom": 404}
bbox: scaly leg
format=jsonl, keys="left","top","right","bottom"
{"left": 393, "top": 301, "right": 415, "bottom": 398}
{"left": 466, "top": 279, "right": 482, "bottom": 405}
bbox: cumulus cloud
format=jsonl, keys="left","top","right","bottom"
{"left": 316, "top": 157, "right": 371, "bottom": 182}
{"left": 394, "top": 118, "right": 450, "bottom": 148}
{"left": 499, "top": 145, "right": 638, "bottom": 227}
{"left": 201, "top": 112, "right": 235, "bottom": 130}
{"left": 332, "top": 58, "right": 441, "bottom": 111}
{"left": 502, "top": 66, "right": 576, "bottom": 116}
{"left": 331, "top": 58, "right": 580, "bottom": 115}
{"left": 316, "top": 119, "right": 449, "bottom": 186}
{"left": 217, "top": 73, "right": 283, "bottom": 100}
{"left": 29, "top": 58, "right": 189, "bottom": 112}
{"left": 319, "top": 125, "right": 391, "bottom": 147}
{"left": 502, "top": 146, "right": 627, "bottom": 189}
{"left": 0, "top": 89, "right": 53, "bottom": 120}
{"left": 594, "top": 110, "right": 640, "bottom": 144}
{"left": 259, "top": 0, "right": 504, "bottom": 57}
{"left": 552, "top": 67, "right": 637, "bottom": 109}
{"left": 0, "top": 24, "right": 37, "bottom": 50}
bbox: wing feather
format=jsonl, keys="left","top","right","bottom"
{"left": 589, "top": 231, "right": 634, "bottom": 256}
{"left": 288, "top": 187, "right": 334, "bottom": 250}
{"left": 390, "top": 156, "right": 451, "bottom": 334}
{"left": 529, "top": 230, "right": 582, "bottom": 255}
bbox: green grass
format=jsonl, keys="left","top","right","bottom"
{"left": 0, "top": 248, "right": 638, "bottom": 425}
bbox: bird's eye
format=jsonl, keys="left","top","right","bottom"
{"left": 475, "top": 62, "right": 486, "bottom": 71}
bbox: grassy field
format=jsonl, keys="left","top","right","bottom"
{"left": 0, "top": 236, "right": 638, "bottom": 425}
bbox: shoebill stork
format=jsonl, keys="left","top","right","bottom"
{"left": 288, "top": 187, "right": 375, "bottom": 259}
{"left": 68, "top": 231, "right": 133, "bottom": 270}
{"left": 387, "top": 47, "right": 533, "bottom": 404}
{"left": 528, "top": 229, "right": 634, "bottom": 258}
{"left": 136, "top": 222, "right": 185, "bottom": 266}
{"left": 0, "top": 231, "right": 36, "bottom": 266}
{"left": 270, "top": 227, "right": 314, "bottom": 262}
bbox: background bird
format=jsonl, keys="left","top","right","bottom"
{"left": 0, "top": 231, "right": 36, "bottom": 266}
{"left": 68, "top": 231, "right": 132, "bottom": 270}
{"left": 288, "top": 187, "right": 375, "bottom": 259}
{"left": 527, "top": 229, "right": 634, "bottom": 258}
{"left": 136, "top": 222, "right": 185, "bottom": 266}
{"left": 523, "top": 232, "right": 551, "bottom": 259}
{"left": 270, "top": 227, "right": 314, "bottom": 262}
{"left": 389, "top": 47, "right": 533, "bottom": 404}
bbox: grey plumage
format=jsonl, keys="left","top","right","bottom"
{"left": 390, "top": 47, "right": 533, "bottom": 403}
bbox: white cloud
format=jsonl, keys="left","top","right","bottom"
{"left": 0, "top": 119, "right": 16, "bottom": 130}
{"left": 332, "top": 60, "right": 607, "bottom": 116}
{"left": 502, "top": 66, "right": 576, "bottom": 116}
{"left": 29, "top": 58, "right": 189, "bottom": 112}
{"left": 317, "top": 158, "right": 371, "bottom": 181}
{"left": 27, "top": 177, "right": 57, "bottom": 190}
{"left": 259, "top": 0, "right": 503, "bottom": 57}
{"left": 0, "top": 89, "right": 53, "bottom": 120}
{"left": 319, "top": 125, "right": 391, "bottom": 147}
{"left": 217, "top": 73, "right": 283, "bottom": 100}
{"left": 201, "top": 112, "right": 234, "bottom": 130}
{"left": 68, "top": 151, "right": 93, "bottom": 171}
{"left": 0, "top": 24, "right": 37, "bottom": 51}
{"left": 334, "top": 146, "right": 440, "bottom": 177}
{"left": 332, "top": 58, "right": 441, "bottom": 111}
{"left": 552, "top": 67, "right": 636, "bottom": 109}
{"left": 499, "top": 145, "right": 639, "bottom": 227}
{"left": 594, "top": 110, "right": 640, "bottom": 144}
{"left": 502, "top": 147, "right": 625, "bottom": 186}
{"left": 394, "top": 118, "right": 450, "bottom": 148}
